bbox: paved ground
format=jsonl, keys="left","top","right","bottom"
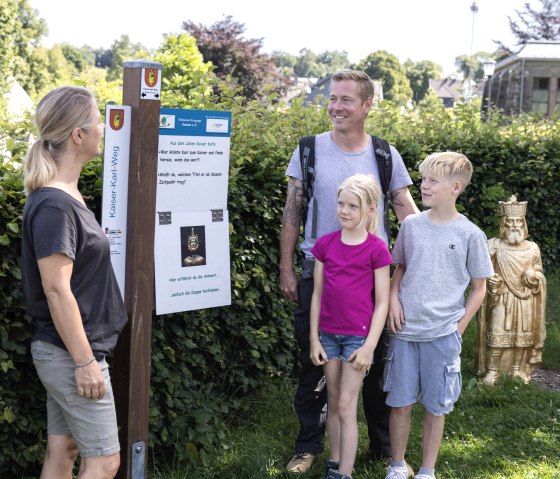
{"left": 531, "top": 368, "right": 560, "bottom": 391}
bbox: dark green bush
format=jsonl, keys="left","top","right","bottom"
{"left": 0, "top": 93, "right": 558, "bottom": 476}
{"left": 0, "top": 136, "right": 47, "bottom": 477}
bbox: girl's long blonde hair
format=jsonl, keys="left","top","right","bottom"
{"left": 338, "top": 174, "right": 381, "bottom": 234}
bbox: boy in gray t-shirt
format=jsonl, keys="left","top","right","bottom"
{"left": 384, "top": 152, "right": 493, "bottom": 479}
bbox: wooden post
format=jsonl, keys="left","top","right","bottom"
{"left": 113, "top": 59, "right": 162, "bottom": 479}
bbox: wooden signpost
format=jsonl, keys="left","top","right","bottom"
{"left": 109, "top": 58, "right": 232, "bottom": 478}
{"left": 112, "top": 59, "right": 162, "bottom": 479}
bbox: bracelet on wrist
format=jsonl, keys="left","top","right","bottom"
{"left": 74, "top": 357, "right": 96, "bottom": 368}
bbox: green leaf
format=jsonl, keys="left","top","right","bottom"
{"left": 2, "top": 407, "right": 15, "bottom": 424}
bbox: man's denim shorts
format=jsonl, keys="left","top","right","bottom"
{"left": 383, "top": 331, "right": 462, "bottom": 416}
{"left": 319, "top": 331, "right": 372, "bottom": 363}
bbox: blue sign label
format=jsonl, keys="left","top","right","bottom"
{"left": 159, "top": 108, "right": 231, "bottom": 137}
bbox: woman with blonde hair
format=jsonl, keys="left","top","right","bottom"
{"left": 21, "top": 86, "right": 128, "bottom": 479}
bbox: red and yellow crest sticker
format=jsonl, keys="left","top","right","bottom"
{"left": 109, "top": 109, "right": 124, "bottom": 131}
{"left": 144, "top": 68, "right": 158, "bottom": 87}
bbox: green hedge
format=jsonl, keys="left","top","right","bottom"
{"left": 1, "top": 94, "right": 559, "bottom": 476}
{"left": 367, "top": 99, "right": 560, "bottom": 267}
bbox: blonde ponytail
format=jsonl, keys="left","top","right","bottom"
{"left": 23, "top": 86, "right": 95, "bottom": 194}
{"left": 24, "top": 138, "right": 57, "bottom": 194}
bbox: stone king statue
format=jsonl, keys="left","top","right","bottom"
{"left": 477, "top": 196, "right": 547, "bottom": 385}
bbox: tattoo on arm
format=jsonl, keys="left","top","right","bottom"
{"left": 283, "top": 178, "right": 304, "bottom": 227}
{"left": 389, "top": 190, "right": 405, "bottom": 208}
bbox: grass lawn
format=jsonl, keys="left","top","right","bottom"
{"left": 152, "top": 271, "right": 560, "bottom": 479}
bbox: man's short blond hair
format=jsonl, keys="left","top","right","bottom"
{"left": 419, "top": 152, "right": 473, "bottom": 191}
{"left": 330, "top": 70, "right": 374, "bottom": 103}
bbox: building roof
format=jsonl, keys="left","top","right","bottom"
{"left": 3, "top": 78, "right": 33, "bottom": 119}
{"left": 429, "top": 78, "right": 463, "bottom": 100}
{"left": 303, "top": 75, "right": 332, "bottom": 106}
{"left": 496, "top": 40, "right": 560, "bottom": 70}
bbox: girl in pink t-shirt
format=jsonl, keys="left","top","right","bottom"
{"left": 310, "top": 174, "right": 391, "bottom": 479}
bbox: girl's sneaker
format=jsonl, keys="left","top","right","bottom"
{"left": 414, "top": 475, "right": 436, "bottom": 479}
{"left": 324, "top": 459, "right": 340, "bottom": 478}
{"left": 326, "top": 469, "right": 352, "bottom": 479}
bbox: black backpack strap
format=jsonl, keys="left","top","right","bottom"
{"left": 371, "top": 135, "right": 393, "bottom": 242}
{"left": 299, "top": 136, "right": 319, "bottom": 239}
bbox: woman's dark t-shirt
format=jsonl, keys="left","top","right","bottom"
{"left": 21, "top": 187, "right": 128, "bottom": 360}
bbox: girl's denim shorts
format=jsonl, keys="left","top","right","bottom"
{"left": 319, "top": 331, "right": 372, "bottom": 363}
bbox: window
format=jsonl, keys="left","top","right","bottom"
{"left": 531, "top": 78, "right": 549, "bottom": 114}
{"left": 556, "top": 79, "right": 560, "bottom": 112}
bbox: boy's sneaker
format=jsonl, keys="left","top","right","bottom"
{"left": 385, "top": 465, "right": 412, "bottom": 479}
{"left": 385, "top": 458, "right": 414, "bottom": 478}
{"left": 286, "top": 452, "right": 315, "bottom": 473}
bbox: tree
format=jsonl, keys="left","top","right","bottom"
{"left": 316, "top": 50, "right": 350, "bottom": 73}
{"left": 79, "top": 45, "right": 96, "bottom": 68}
{"left": 495, "top": 0, "right": 560, "bottom": 55}
{"left": 509, "top": 0, "right": 559, "bottom": 43}
{"left": 106, "top": 35, "right": 150, "bottom": 81}
{"left": 404, "top": 59, "right": 443, "bottom": 102}
{"left": 46, "top": 45, "right": 74, "bottom": 78}
{"left": 153, "top": 33, "right": 214, "bottom": 108}
{"left": 26, "top": 46, "right": 52, "bottom": 93}
{"left": 182, "top": 16, "right": 285, "bottom": 101}
{"left": 94, "top": 48, "right": 114, "bottom": 68}
{"left": 12, "top": 44, "right": 77, "bottom": 97}
{"left": 356, "top": 50, "right": 412, "bottom": 104}
{"left": 454, "top": 52, "right": 492, "bottom": 81}
{"left": 293, "top": 48, "right": 325, "bottom": 78}
{"left": 271, "top": 50, "right": 297, "bottom": 77}
{"left": 289, "top": 49, "right": 351, "bottom": 78}
{"left": 61, "top": 44, "right": 92, "bottom": 72}
{"left": 0, "top": 0, "right": 47, "bottom": 94}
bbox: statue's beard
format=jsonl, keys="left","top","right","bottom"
{"left": 505, "top": 230, "right": 524, "bottom": 245}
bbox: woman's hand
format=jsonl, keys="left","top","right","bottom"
{"left": 75, "top": 360, "right": 105, "bottom": 400}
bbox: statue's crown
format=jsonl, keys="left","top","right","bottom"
{"left": 499, "top": 195, "right": 527, "bottom": 217}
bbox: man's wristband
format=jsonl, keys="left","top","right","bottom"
{"left": 74, "top": 357, "right": 96, "bottom": 368}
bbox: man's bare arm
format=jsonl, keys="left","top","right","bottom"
{"left": 280, "top": 177, "right": 304, "bottom": 301}
{"left": 390, "top": 186, "right": 419, "bottom": 222}
{"left": 282, "top": 177, "right": 304, "bottom": 227}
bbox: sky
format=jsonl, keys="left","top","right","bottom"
{"left": 29, "top": 0, "right": 537, "bottom": 76}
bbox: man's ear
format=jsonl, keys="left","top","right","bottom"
{"left": 364, "top": 96, "right": 373, "bottom": 113}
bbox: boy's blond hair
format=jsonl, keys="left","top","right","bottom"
{"left": 418, "top": 152, "right": 473, "bottom": 192}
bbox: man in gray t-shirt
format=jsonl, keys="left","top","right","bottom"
{"left": 280, "top": 70, "right": 418, "bottom": 474}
